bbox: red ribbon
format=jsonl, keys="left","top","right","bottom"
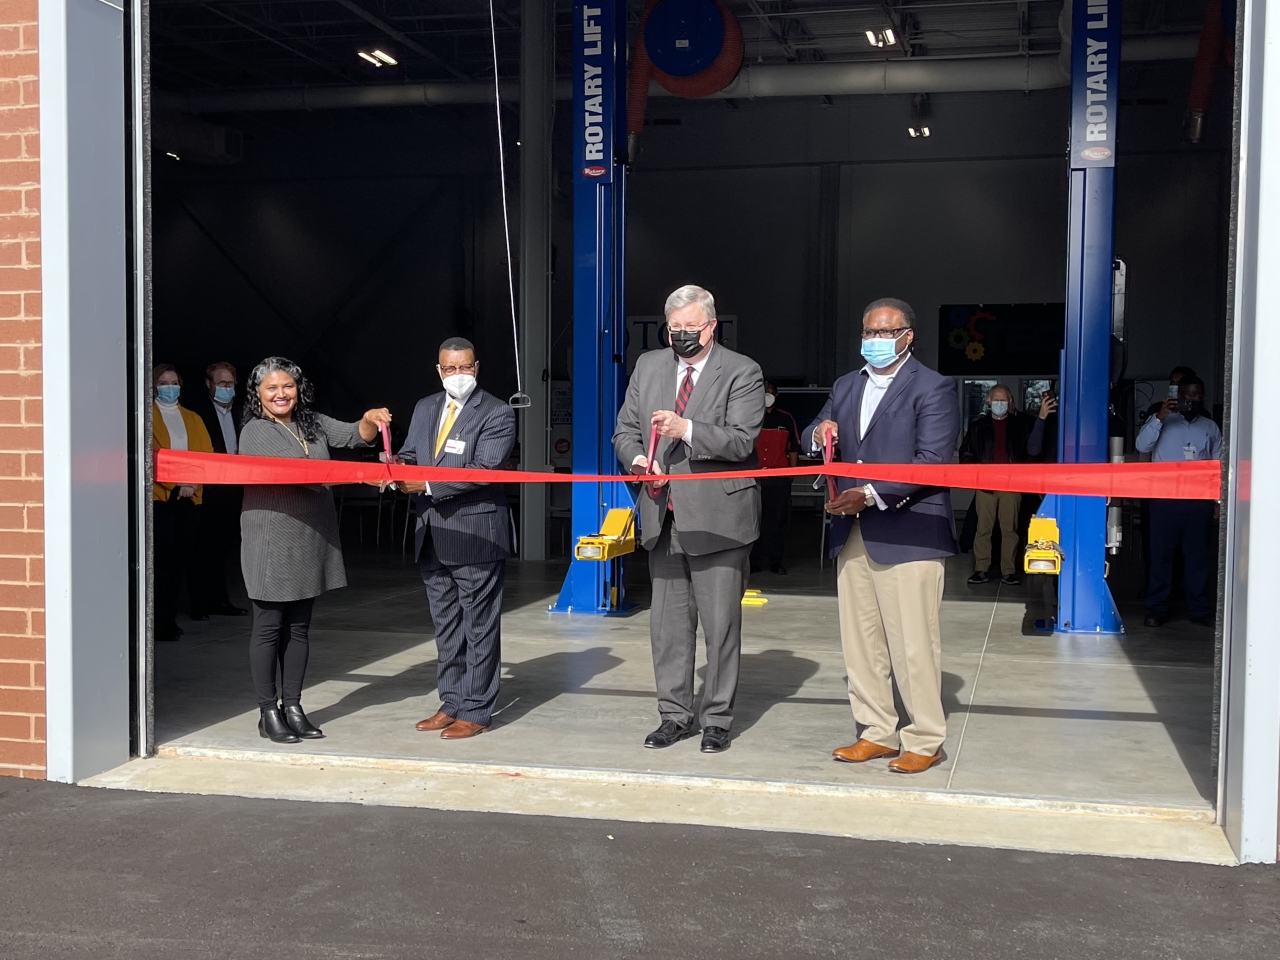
{"left": 155, "top": 449, "right": 1222, "bottom": 500}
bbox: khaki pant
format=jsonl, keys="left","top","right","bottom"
{"left": 973, "top": 490, "right": 1022, "bottom": 576}
{"left": 836, "top": 524, "right": 946, "bottom": 756}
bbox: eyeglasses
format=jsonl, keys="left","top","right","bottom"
{"left": 438, "top": 363, "right": 477, "bottom": 376}
{"left": 667, "top": 321, "right": 712, "bottom": 334}
{"left": 862, "top": 327, "right": 910, "bottom": 340}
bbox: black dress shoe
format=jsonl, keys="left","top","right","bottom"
{"left": 700, "top": 726, "right": 730, "bottom": 753}
{"left": 213, "top": 603, "right": 249, "bottom": 617}
{"left": 259, "top": 705, "right": 301, "bottom": 744}
{"left": 1144, "top": 614, "right": 1167, "bottom": 628}
{"left": 282, "top": 704, "right": 325, "bottom": 739}
{"left": 769, "top": 563, "right": 788, "bottom": 575}
{"left": 644, "top": 719, "right": 695, "bottom": 749}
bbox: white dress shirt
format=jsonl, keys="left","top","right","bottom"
{"left": 157, "top": 401, "right": 188, "bottom": 451}
{"left": 811, "top": 362, "right": 905, "bottom": 510}
{"left": 632, "top": 344, "right": 713, "bottom": 467}
{"left": 213, "top": 402, "right": 238, "bottom": 454}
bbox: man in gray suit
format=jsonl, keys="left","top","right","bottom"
{"left": 808, "top": 298, "right": 960, "bottom": 774}
{"left": 398, "top": 337, "right": 516, "bottom": 740}
{"left": 614, "top": 285, "right": 764, "bottom": 753}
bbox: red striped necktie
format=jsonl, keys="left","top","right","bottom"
{"left": 667, "top": 366, "right": 695, "bottom": 512}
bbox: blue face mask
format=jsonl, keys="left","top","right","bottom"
{"left": 861, "top": 335, "right": 905, "bottom": 369}
{"left": 214, "top": 386, "right": 235, "bottom": 404}
{"left": 156, "top": 384, "right": 181, "bottom": 405}
{"left": 990, "top": 400, "right": 1009, "bottom": 417}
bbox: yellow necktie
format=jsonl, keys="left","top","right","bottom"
{"left": 435, "top": 401, "right": 458, "bottom": 456}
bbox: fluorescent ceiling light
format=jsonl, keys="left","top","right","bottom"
{"left": 372, "top": 49, "right": 397, "bottom": 65}
{"left": 884, "top": 27, "right": 896, "bottom": 45}
{"left": 921, "top": 126, "right": 931, "bottom": 137}
{"left": 358, "top": 51, "right": 381, "bottom": 66}
{"left": 907, "top": 127, "right": 918, "bottom": 138}
{"left": 865, "top": 30, "right": 879, "bottom": 46}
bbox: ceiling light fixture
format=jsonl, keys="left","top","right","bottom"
{"left": 165, "top": 151, "right": 180, "bottom": 160}
{"left": 371, "top": 49, "right": 397, "bottom": 65}
{"left": 866, "top": 27, "right": 896, "bottom": 48}
{"left": 921, "top": 126, "right": 931, "bottom": 137}
{"left": 908, "top": 126, "right": 919, "bottom": 138}
{"left": 865, "top": 30, "right": 879, "bottom": 46}
{"left": 884, "top": 28, "right": 896, "bottom": 45}
{"left": 358, "top": 51, "right": 381, "bottom": 66}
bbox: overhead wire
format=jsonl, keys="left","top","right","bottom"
{"left": 488, "top": 0, "right": 530, "bottom": 408}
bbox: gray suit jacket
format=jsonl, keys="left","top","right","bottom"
{"left": 398, "top": 387, "right": 516, "bottom": 566}
{"left": 806, "top": 356, "right": 960, "bottom": 564}
{"left": 614, "top": 345, "right": 764, "bottom": 556}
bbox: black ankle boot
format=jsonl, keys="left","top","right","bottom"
{"left": 282, "top": 704, "right": 324, "bottom": 739}
{"left": 259, "top": 704, "right": 301, "bottom": 744}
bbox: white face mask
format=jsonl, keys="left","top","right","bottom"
{"left": 764, "top": 394, "right": 776, "bottom": 409}
{"left": 441, "top": 373, "right": 477, "bottom": 401}
{"left": 990, "top": 400, "right": 1009, "bottom": 418}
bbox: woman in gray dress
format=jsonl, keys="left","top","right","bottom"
{"left": 239, "top": 357, "right": 391, "bottom": 744}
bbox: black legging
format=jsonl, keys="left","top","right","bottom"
{"left": 249, "top": 598, "right": 315, "bottom": 708}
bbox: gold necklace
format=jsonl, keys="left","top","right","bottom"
{"left": 271, "top": 418, "right": 309, "bottom": 456}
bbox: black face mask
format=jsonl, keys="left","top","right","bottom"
{"left": 1177, "top": 398, "right": 1203, "bottom": 418}
{"left": 669, "top": 329, "right": 705, "bottom": 360}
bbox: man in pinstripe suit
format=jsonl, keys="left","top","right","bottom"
{"left": 397, "top": 338, "right": 517, "bottom": 739}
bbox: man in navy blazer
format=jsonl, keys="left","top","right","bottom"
{"left": 397, "top": 337, "right": 516, "bottom": 739}
{"left": 806, "top": 298, "right": 960, "bottom": 775}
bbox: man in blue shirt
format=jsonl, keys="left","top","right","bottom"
{"left": 1134, "top": 376, "right": 1221, "bottom": 627}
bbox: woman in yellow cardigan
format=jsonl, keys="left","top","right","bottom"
{"left": 153, "top": 364, "right": 214, "bottom": 642}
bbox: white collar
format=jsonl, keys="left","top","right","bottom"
{"left": 680, "top": 343, "right": 714, "bottom": 374}
{"left": 861, "top": 361, "right": 902, "bottom": 387}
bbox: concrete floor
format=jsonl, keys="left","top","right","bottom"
{"left": 154, "top": 523, "right": 1217, "bottom": 816}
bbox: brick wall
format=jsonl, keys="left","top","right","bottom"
{"left": 0, "top": 2, "right": 43, "bottom": 779}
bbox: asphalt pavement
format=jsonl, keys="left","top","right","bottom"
{"left": 0, "top": 778, "right": 1275, "bottom": 959}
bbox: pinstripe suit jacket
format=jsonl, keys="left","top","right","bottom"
{"left": 398, "top": 387, "right": 516, "bottom": 566}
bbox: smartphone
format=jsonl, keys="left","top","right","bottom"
{"left": 1167, "top": 384, "right": 1180, "bottom": 398}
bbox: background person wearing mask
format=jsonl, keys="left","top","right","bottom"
{"left": 398, "top": 338, "right": 517, "bottom": 741}
{"left": 238, "top": 356, "right": 392, "bottom": 743}
{"left": 751, "top": 381, "right": 801, "bottom": 575}
{"left": 1134, "top": 375, "right": 1221, "bottom": 627}
{"left": 192, "top": 361, "right": 248, "bottom": 618}
{"left": 958, "top": 385, "right": 1046, "bottom": 586}
{"left": 152, "top": 364, "right": 215, "bottom": 642}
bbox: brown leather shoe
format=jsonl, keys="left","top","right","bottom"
{"left": 832, "top": 739, "right": 900, "bottom": 763}
{"left": 887, "top": 749, "right": 945, "bottom": 774}
{"left": 440, "top": 719, "right": 488, "bottom": 739}
{"left": 415, "top": 711, "right": 455, "bottom": 731}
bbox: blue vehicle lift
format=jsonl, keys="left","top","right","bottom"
{"left": 551, "top": 0, "right": 634, "bottom": 614}
{"left": 1036, "top": 0, "right": 1124, "bottom": 634}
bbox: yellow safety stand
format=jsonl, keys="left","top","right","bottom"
{"left": 742, "top": 589, "right": 768, "bottom": 607}
{"left": 1024, "top": 516, "right": 1064, "bottom": 575}
{"left": 574, "top": 507, "right": 637, "bottom": 561}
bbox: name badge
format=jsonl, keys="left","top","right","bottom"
{"left": 444, "top": 439, "right": 466, "bottom": 455}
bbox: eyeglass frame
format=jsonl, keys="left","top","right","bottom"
{"left": 861, "top": 326, "right": 912, "bottom": 341}
{"left": 437, "top": 362, "right": 478, "bottom": 376}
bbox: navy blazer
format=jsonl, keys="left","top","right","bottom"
{"left": 806, "top": 356, "right": 961, "bottom": 564}
{"left": 398, "top": 387, "right": 516, "bottom": 566}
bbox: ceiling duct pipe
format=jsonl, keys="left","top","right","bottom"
{"left": 155, "top": 35, "right": 1199, "bottom": 115}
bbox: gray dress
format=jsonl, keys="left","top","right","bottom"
{"left": 239, "top": 414, "right": 369, "bottom": 602}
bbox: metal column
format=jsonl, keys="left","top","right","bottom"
{"left": 1041, "top": 0, "right": 1123, "bottom": 634}
{"left": 551, "top": 0, "right": 632, "bottom": 613}
{"left": 518, "top": 0, "right": 553, "bottom": 561}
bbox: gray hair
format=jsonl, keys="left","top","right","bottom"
{"left": 439, "top": 336, "right": 476, "bottom": 357}
{"left": 664, "top": 284, "right": 717, "bottom": 323}
{"left": 863, "top": 297, "right": 916, "bottom": 327}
